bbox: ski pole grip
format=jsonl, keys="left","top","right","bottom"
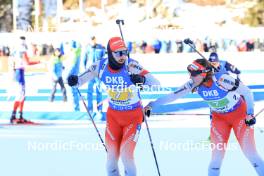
{"left": 116, "top": 19, "right": 124, "bottom": 25}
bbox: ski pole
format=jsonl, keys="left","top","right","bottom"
{"left": 115, "top": 19, "right": 130, "bottom": 58}
{"left": 143, "top": 110, "right": 161, "bottom": 176}
{"left": 183, "top": 38, "right": 207, "bottom": 60}
{"left": 254, "top": 107, "right": 264, "bottom": 133}
{"left": 76, "top": 88, "right": 107, "bottom": 152}
{"left": 116, "top": 19, "right": 125, "bottom": 42}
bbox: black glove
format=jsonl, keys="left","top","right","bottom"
{"left": 183, "top": 38, "right": 193, "bottom": 45}
{"left": 130, "top": 74, "right": 145, "bottom": 86}
{"left": 144, "top": 105, "right": 152, "bottom": 117}
{"left": 245, "top": 115, "right": 256, "bottom": 126}
{"left": 67, "top": 75, "right": 78, "bottom": 87}
{"left": 145, "top": 109, "right": 151, "bottom": 117}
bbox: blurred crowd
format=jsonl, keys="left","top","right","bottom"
{"left": 132, "top": 38, "right": 264, "bottom": 54}
{"left": 1, "top": 37, "right": 264, "bottom": 57}
{"left": 0, "top": 43, "right": 54, "bottom": 57}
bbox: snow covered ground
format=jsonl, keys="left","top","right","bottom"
{"left": 0, "top": 114, "right": 264, "bottom": 176}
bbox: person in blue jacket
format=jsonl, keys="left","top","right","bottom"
{"left": 82, "top": 36, "right": 105, "bottom": 119}
{"left": 49, "top": 48, "right": 67, "bottom": 102}
{"left": 64, "top": 40, "right": 81, "bottom": 111}
{"left": 207, "top": 52, "right": 241, "bottom": 139}
{"left": 208, "top": 52, "right": 241, "bottom": 77}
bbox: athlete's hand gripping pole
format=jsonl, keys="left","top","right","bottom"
{"left": 143, "top": 106, "right": 161, "bottom": 176}
{"left": 251, "top": 107, "right": 264, "bottom": 133}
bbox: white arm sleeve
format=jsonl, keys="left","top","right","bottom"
{"left": 144, "top": 73, "right": 160, "bottom": 87}
{"left": 217, "top": 74, "right": 254, "bottom": 115}
{"left": 78, "top": 61, "right": 100, "bottom": 87}
{"left": 149, "top": 80, "right": 194, "bottom": 108}
{"left": 128, "top": 59, "right": 160, "bottom": 87}
{"left": 236, "top": 81, "right": 254, "bottom": 115}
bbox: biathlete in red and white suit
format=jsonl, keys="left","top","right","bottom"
{"left": 67, "top": 36, "right": 160, "bottom": 176}
{"left": 10, "top": 36, "right": 41, "bottom": 124}
{"left": 145, "top": 58, "right": 264, "bottom": 176}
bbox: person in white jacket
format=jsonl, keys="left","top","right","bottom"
{"left": 10, "top": 36, "right": 41, "bottom": 124}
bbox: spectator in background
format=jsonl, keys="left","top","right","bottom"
{"left": 159, "top": 40, "right": 171, "bottom": 53}
{"left": 144, "top": 43, "right": 155, "bottom": 53}
{"left": 175, "top": 40, "right": 183, "bottom": 53}
{"left": 131, "top": 41, "right": 138, "bottom": 54}
{"left": 139, "top": 40, "right": 147, "bottom": 53}
{"left": 246, "top": 39, "right": 255, "bottom": 51}
{"left": 226, "top": 40, "right": 238, "bottom": 52}
{"left": 152, "top": 38, "right": 162, "bottom": 53}
{"left": 2, "top": 46, "right": 10, "bottom": 56}
{"left": 126, "top": 41, "right": 133, "bottom": 53}
{"left": 208, "top": 52, "right": 241, "bottom": 77}
{"left": 49, "top": 48, "right": 67, "bottom": 102}
{"left": 208, "top": 39, "right": 218, "bottom": 52}
{"left": 10, "top": 36, "right": 41, "bottom": 124}
{"left": 195, "top": 39, "right": 204, "bottom": 53}
{"left": 238, "top": 40, "right": 247, "bottom": 52}
{"left": 82, "top": 36, "right": 105, "bottom": 119}
{"left": 41, "top": 43, "right": 48, "bottom": 55}
{"left": 63, "top": 40, "right": 81, "bottom": 111}
{"left": 258, "top": 39, "right": 264, "bottom": 51}
{"left": 203, "top": 42, "right": 209, "bottom": 52}
{"left": 169, "top": 40, "right": 177, "bottom": 53}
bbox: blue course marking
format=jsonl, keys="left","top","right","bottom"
{"left": 0, "top": 97, "right": 8, "bottom": 101}
{"left": 0, "top": 111, "right": 106, "bottom": 120}
{"left": 1, "top": 90, "right": 264, "bottom": 101}
{"left": 253, "top": 92, "right": 264, "bottom": 101}
{"left": 152, "top": 101, "right": 208, "bottom": 113}
{"left": 38, "top": 89, "right": 88, "bottom": 94}
{"left": 0, "top": 90, "right": 6, "bottom": 93}
{"left": 1, "top": 92, "right": 264, "bottom": 119}
{"left": 248, "top": 85, "right": 264, "bottom": 89}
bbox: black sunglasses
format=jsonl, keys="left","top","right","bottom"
{"left": 188, "top": 70, "right": 204, "bottom": 77}
{"left": 113, "top": 50, "right": 128, "bottom": 57}
{"left": 187, "top": 65, "right": 210, "bottom": 77}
